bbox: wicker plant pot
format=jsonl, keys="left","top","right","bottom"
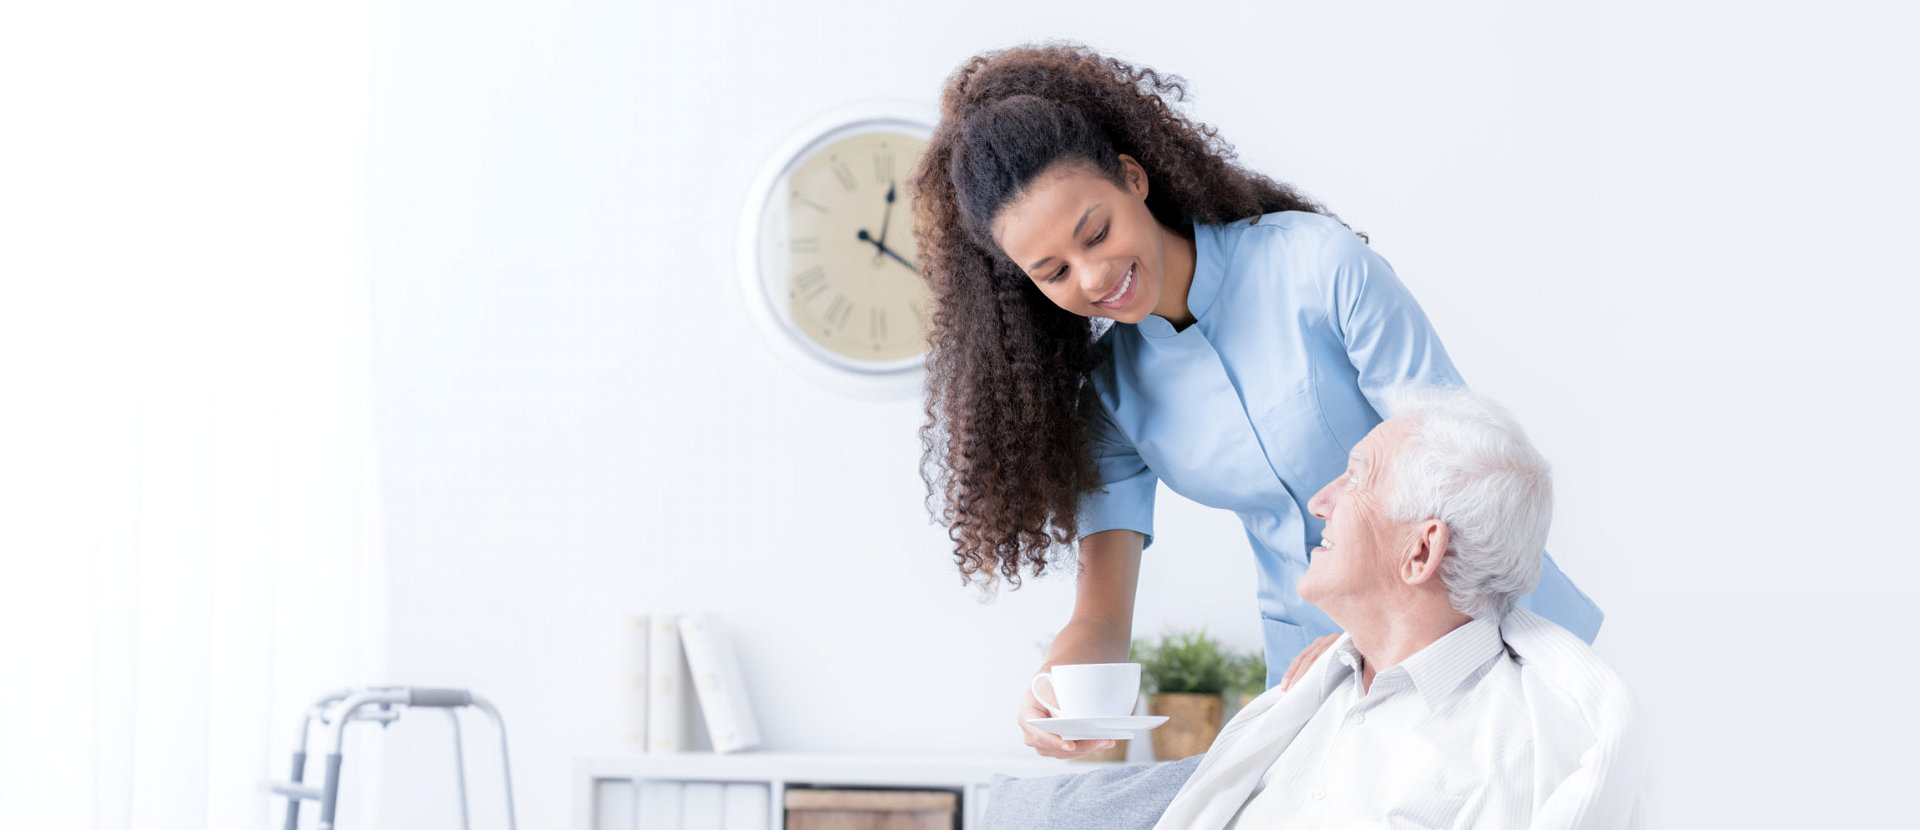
{"left": 1221, "top": 691, "right": 1259, "bottom": 724}
{"left": 1148, "top": 692, "right": 1223, "bottom": 761}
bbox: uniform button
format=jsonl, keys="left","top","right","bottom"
{"left": 1313, "top": 787, "right": 1326, "bottom": 800}
{"left": 1352, "top": 713, "right": 1365, "bottom": 725}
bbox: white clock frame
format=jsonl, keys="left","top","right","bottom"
{"left": 736, "top": 99, "right": 939, "bottom": 400}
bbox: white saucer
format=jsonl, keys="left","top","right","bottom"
{"left": 1026, "top": 715, "right": 1170, "bottom": 741}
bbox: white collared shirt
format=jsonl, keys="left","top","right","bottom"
{"left": 1224, "top": 617, "right": 1536, "bottom": 829}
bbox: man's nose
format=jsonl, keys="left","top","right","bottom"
{"left": 1308, "top": 480, "right": 1339, "bottom": 520}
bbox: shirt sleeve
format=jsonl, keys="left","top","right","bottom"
{"left": 1318, "top": 224, "right": 1466, "bottom": 414}
{"left": 1076, "top": 389, "right": 1158, "bottom": 549}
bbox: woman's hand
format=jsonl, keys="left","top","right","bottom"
{"left": 1280, "top": 633, "right": 1342, "bottom": 691}
{"left": 1018, "top": 683, "right": 1116, "bottom": 759}
{"left": 1016, "top": 529, "right": 1141, "bottom": 759}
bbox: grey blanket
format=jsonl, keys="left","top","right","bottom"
{"left": 981, "top": 755, "right": 1203, "bottom": 830}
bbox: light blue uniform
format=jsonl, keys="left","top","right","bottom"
{"left": 1078, "top": 211, "right": 1604, "bottom": 688}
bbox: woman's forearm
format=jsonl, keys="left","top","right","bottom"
{"left": 1041, "top": 528, "right": 1144, "bottom": 667}
{"left": 1043, "top": 614, "right": 1133, "bottom": 667}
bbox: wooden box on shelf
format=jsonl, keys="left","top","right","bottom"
{"left": 784, "top": 789, "right": 958, "bottom": 830}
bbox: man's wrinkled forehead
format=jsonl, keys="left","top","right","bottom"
{"left": 1347, "top": 441, "right": 1376, "bottom": 485}
{"left": 1352, "top": 416, "right": 1417, "bottom": 486}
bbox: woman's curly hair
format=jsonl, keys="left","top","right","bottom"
{"left": 909, "top": 41, "right": 1345, "bottom": 589}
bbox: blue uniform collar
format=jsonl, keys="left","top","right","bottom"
{"left": 1137, "top": 218, "right": 1224, "bottom": 339}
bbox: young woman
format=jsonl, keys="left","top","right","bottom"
{"left": 907, "top": 43, "right": 1603, "bottom": 759}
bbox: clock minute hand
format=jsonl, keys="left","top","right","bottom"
{"left": 876, "top": 242, "right": 917, "bottom": 275}
{"left": 855, "top": 229, "right": 917, "bottom": 275}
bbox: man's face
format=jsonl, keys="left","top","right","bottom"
{"left": 1298, "top": 418, "right": 1418, "bottom": 619}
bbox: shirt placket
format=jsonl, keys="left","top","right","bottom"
{"left": 1296, "top": 676, "right": 1358, "bottom": 818}
{"left": 1196, "top": 328, "right": 1295, "bottom": 501}
{"left": 1313, "top": 666, "right": 1406, "bottom": 818}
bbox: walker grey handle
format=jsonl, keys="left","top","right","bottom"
{"left": 408, "top": 687, "right": 473, "bottom": 707}
{"left": 273, "top": 686, "right": 514, "bottom": 830}
{"left": 317, "top": 753, "right": 344, "bottom": 830}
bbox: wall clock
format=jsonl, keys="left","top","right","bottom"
{"left": 737, "top": 100, "right": 936, "bottom": 398}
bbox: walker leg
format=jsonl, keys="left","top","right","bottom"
{"left": 447, "top": 709, "right": 471, "bottom": 830}
{"left": 282, "top": 750, "right": 306, "bottom": 830}
{"left": 475, "top": 699, "right": 518, "bottom": 830}
{"left": 463, "top": 695, "right": 518, "bottom": 830}
{"left": 498, "top": 722, "right": 517, "bottom": 830}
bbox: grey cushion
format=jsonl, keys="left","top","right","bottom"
{"left": 981, "top": 754, "right": 1204, "bottom": 830}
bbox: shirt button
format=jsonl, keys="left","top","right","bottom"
{"left": 1352, "top": 713, "right": 1365, "bottom": 726}
{"left": 1313, "top": 787, "right": 1326, "bottom": 800}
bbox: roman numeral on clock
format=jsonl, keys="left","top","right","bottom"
{"left": 792, "top": 191, "right": 827, "bottom": 214}
{"left": 824, "top": 294, "right": 853, "bottom": 329}
{"left": 793, "top": 266, "right": 828, "bottom": 301}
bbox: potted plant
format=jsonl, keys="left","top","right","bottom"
{"left": 1224, "top": 648, "right": 1268, "bottom": 721}
{"left": 1131, "top": 630, "right": 1232, "bottom": 761}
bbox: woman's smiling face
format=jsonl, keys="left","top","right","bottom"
{"left": 989, "top": 155, "right": 1170, "bottom": 324}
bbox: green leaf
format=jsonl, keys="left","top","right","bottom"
{"left": 1134, "top": 629, "right": 1233, "bottom": 694}
{"left": 1225, "top": 648, "right": 1269, "bottom": 697}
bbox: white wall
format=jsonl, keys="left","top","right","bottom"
{"left": 368, "top": 1, "right": 1918, "bottom": 827}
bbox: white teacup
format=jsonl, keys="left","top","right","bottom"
{"left": 1030, "top": 662, "right": 1141, "bottom": 718}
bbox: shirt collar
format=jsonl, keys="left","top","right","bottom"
{"left": 1320, "top": 617, "right": 1508, "bottom": 710}
{"left": 1399, "top": 616, "right": 1506, "bottom": 710}
{"left": 1137, "top": 218, "right": 1225, "bottom": 339}
{"left": 1321, "top": 636, "right": 1364, "bottom": 699}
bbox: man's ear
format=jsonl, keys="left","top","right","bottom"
{"left": 1401, "top": 520, "right": 1450, "bottom": 586}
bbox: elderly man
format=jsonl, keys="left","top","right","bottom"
{"left": 986, "top": 385, "right": 1643, "bottom": 830}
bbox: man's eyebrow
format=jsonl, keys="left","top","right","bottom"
{"left": 1026, "top": 204, "right": 1100, "bottom": 271}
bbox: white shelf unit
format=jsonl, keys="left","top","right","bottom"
{"left": 574, "top": 751, "right": 1118, "bottom": 830}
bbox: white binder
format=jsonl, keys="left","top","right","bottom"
{"left": 677, "top": 613, "right": 762, "bottom": 754}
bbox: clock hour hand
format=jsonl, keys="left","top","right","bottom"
{"left": 876, "top": 181, "right": 895, "bottom": 247}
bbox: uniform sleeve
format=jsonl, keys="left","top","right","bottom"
{"left": 1076, "top": 389, "right": 1158, "bottom": 549}
{"left": 1318, "top": 225, "right": 1466, "bottom": 414}
{"left": 1319, "top": 224, "right": 1605, "bottom": 643}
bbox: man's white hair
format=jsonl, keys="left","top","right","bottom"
{"left": 1377, "top": 383, "right": 1552, "bottom": 620}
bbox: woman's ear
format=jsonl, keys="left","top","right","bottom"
{"left": 1116, "top": 153, "right": 1148, "bottom": 199}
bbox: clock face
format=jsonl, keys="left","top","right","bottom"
{"left": 758, "top": 127, "right": 931, "bottom": 368}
